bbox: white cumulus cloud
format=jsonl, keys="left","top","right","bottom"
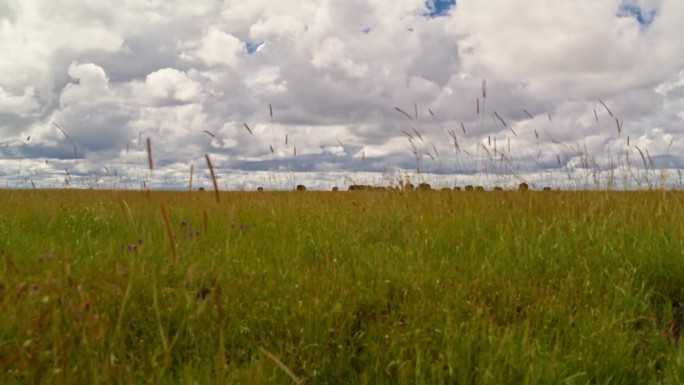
{"left": 0, "top": 0, "right": 683, "bottom": 190}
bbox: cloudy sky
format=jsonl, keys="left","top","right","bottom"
{"left": 1, "top": 0, "right": 683, "bottom": 190}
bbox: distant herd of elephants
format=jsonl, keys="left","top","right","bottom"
{"left": 197, "top": 182, "right": 555, "bottom": 192}
{"left": 292, "top": 182, "right": 552, "bottom": 192}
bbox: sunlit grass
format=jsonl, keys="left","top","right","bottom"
{"left": 1, "top": 188, "right": 684, "bottom": 384}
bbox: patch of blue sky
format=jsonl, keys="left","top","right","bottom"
{"left": 425, "top": 0, "right": 456, "bottom": 18}
{"left": 246, "top": 42, "right": 263, "bottom": 54}
{"left": 617, "top": 3, "right": 658, "bottom": 26}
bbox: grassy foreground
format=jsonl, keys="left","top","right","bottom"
{"left": 1, "top": 189, "right": 684, "bottom": 384}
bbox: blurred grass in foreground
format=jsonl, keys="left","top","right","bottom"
{"left": 1, "top": 188, "right": 684, "bottom": 384}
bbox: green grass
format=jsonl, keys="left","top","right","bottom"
{"left": 1, "top": 189, "right": 684, "bottom": 384}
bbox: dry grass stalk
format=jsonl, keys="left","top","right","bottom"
{"left": 427, "top": 108, "right": 451, "bottom": 144}
{"left": 615, "top": 118, "right": 622, "bottom": 135}
{"left": 448, "top": 130, "right": 460, "bottom": 154}
{"left": 243, "top": 123, "right": 253, "bottom": 135}
{"left": 214, "top": 281, "right": 225, "bottom": 329}
{"left": 411, "top": 127, "right": 424, "bottom": 142}
{"left": 480, "top": 143, "right": 493, "bottom": 160}
{"left": 258, "top": 347, "right": 305, "bottom": 385}
{"left": 495, "top": 111, "right": 504, "bottom": 126}
{"left": 645, "top": 149, "right": 655, "bottom": 170}
{"left": 407, "top": 138, "right": 417, "bottom": 156}
{"left": 205, "top": 154, "right": 220, "bottom": 203}
{"left": 51, "top": 121, "right": 70, "bottom": 139}
{"left": 635, "top": 145, "right": 648, "bottom": 170}
{"left": 118, "top": 199, "right": 133, "bottom": 226}
{"left": 160, "top": 202, "right": 177, "bottom": 262}
{"left": 394, "top": 107, "right": 413, "bottom": 121}
{"left": 203, "top": 130, "right": 216, "bottom": 138}
{"left": 146, "top": 138, "right": 153, "bottom": 171}
{"left": 523, "top": 109, "right": 534, "bottom": 119}
{"left": 188, "top": 164, "right": 194, "bottom": 192}
{"left": 432, "top": 143, "right": 440, "bottom": 159}
{"left": 599, "top": 99, "right": 614, "bottom": 117}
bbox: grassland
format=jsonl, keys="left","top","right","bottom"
{"left": 1, "top": 188, "right": 684, "bottom": 384}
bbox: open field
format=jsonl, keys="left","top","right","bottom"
{"left": 1, "top": 188, "right": 684, "bottom": 384}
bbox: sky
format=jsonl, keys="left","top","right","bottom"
{"left": 1, "top": 0, "right": 683, "bottom": 190}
